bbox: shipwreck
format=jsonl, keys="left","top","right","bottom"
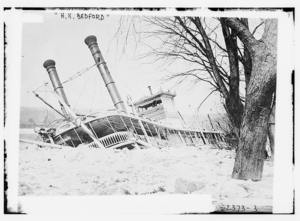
{"left": 33, "top": 35, "right": 224, "bottom": 149}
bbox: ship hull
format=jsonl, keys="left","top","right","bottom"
{"left": 48, "top": 112, "right": 224, "bottom": 148}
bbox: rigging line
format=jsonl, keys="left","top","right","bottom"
{"left": 106, "top": 117, "right": 117, "bottom": 133}
{"left": 33, "top": 62, "right": 99, "bottom": 92}
{"left": 73, "top": 73, "right": 89, "bottom": 111}
{"left": 61, "top": 63, "right": 98, "bottom": 85}
{"left": 33, "top": 89, "right": 53, "bottom": 93}
{"left": 74, "top": 65, "right": 99, "bottom": 115}
{"left": 32, "top": 81, "right": 50, "bottom": 93}
{"left": 89, "top": 70, "right": 100, "bottom": 113}
{"left": 32, "top": 91, "right": 67, "bottom": 119}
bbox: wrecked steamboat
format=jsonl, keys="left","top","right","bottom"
{"left": 34, "top": 35, "right": 224, "bottom": 149}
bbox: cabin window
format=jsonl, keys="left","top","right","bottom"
{"left": 137, "top": 99, "right": 162, "bottom": 112}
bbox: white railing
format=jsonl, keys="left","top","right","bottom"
{"left": 88, "top": 131, "right": 134, "bottom": 148}
{"left": 87, "top": 130, "right": 225, "bottom": 149}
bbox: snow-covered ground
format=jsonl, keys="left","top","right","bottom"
{"left": 19, "top": 130, "right": 273, "bottom": 211}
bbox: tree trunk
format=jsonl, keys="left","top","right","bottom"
{"left": 192, "top": 17, "right": 244, "bottom": 136}
{"left": 232, "top": 85, "right": 274, "bottom": 180}
{"left": 225, "top": 96, "right": 244, "bottom": 136}
{"left": 220, "top": 18, "right": 244, "bottom": 136}
{"left": 231, "top": 19, "right": 277, "bottom": 181}
{"left": 239, "top": 18, "right": 252, "bottom": 91}
{"left": 268, "top": 95, "right": 276, "bottom": 158}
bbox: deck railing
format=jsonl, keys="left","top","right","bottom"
{"left": 88, "top": 131, "right": 134, "bottom": 148}
{"left": 87, "top": 130, "right": 225, "bottom": 149}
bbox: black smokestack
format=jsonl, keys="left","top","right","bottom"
{"left": 147, "top": 86, "right": 153, "bottom": 95}
{"left": 84, "top": 35, "right": 127, "bottom": 113}
{"left": 43, "top": 59, "right": 70, "bottom": 117}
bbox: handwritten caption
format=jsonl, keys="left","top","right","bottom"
{"left": 216, "top": 204, "right": 272, "bottom": 213}
{"left": 55, "top": 12, "right": 106, "bottom": 21}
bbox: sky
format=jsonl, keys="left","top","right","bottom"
{"left": 20, "top": 11, "right": 244, "bottom": 116}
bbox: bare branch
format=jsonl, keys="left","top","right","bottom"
{"left": 222, "top": 18, "right": 259, "bottom": 55}
{"left": 190, "top": 17, "right": 229, "bottom": 98}
{"left": 252, "top": 21, "right": 264, "bottom": 35}
{"left": 197, "top": 89, "right": 218, "bottom": 111}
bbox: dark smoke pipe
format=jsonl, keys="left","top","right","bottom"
{"left": 147, "top": 86, "right": 153, "bottom": 95}
{"left": 84, "top": 35, "right": 127, "bottom": 113}
{"left": 43, "top": 59, "right": 70, "bottom": 118}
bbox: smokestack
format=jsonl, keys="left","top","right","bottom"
{"left": 147, "top": 86, "right": 153, "bottom": 95}
{"left": 43, "top": 59, "right": 70, "bottom": 117}
{"left": 84, "top": 35, "right": 127, "bottom": 113}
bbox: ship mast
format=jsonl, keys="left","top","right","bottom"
{"left": 84, "top": 35, "right": 154, "bottom": 143}
{"left": 43, "top": 59, "right": 71, "bottom": 118}
{"left": 42, "top": 59, "right": 103, "bottom": 148}
{"left": 84, "top": 35, "right": 127, "bottom": 113}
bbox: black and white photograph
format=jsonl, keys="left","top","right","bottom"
{"left": 2, "top": 5, "right": 295, "bottom": 217}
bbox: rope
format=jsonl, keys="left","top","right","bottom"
{"left": 86, "top": 70, "right": 99, "bottom": 114}
{"left": 32, "top": 81, "right": 50, "bottom": 93}
{"left": 33, "top": 63, "right": 99, "bottom": 93}
{"left": 31, "top": 63, "right": 100, "bottom": 116}
{"left": 73, "top": 74, "right": 89, "bottom": 111}
{"left": 62, "top": 63, "right": 97, "bottom": 85}
{"left": 106, "top": 117, "right": 117, "bottom": 133}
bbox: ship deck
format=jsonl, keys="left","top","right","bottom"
{"left": 50, "top": 110, "right": 224, "bottom": 148}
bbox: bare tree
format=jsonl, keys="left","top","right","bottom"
{"left": 223, "top": 18, "right": 277, "bottom": 180}
{"left": 116, "top": 16, "right": 276, "bottom": 181}
{"left": 138, "top": 17, "right": 247, "bottom": 136}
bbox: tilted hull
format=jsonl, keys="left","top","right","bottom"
{"left": 36, "top": 36, "right": 225, "bottom": 149}
{"left": 45, "top": 111, "right": 224, "bottom": 148}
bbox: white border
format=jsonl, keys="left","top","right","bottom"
{"left": 1, "top": 5, "right": 295, "bottom": 218}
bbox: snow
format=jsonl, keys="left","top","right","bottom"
{"left": 19, "top": 133, "right": 273, "bottom": 209}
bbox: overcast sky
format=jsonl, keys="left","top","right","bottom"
{"left": 20, "top": 11, "right": 255, "bottom": 116}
